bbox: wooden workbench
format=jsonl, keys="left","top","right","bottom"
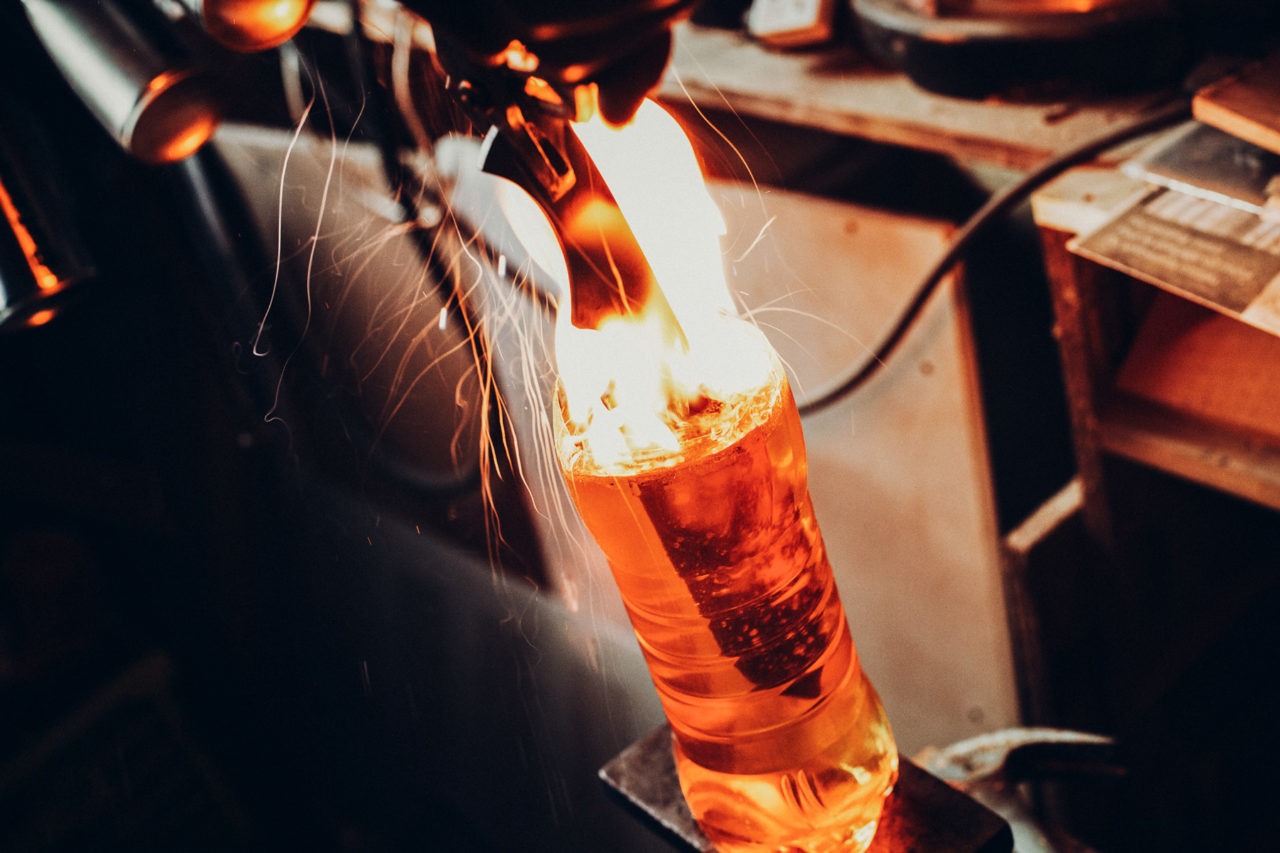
{"left": 661, "top": 24, "right": 1177, "bottom": 171}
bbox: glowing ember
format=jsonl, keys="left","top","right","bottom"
{"left": 0, "top": 177, "right": 60, "bottom": 293}
{"left": 200, "top": 0, "right": 316, "bottom": 52}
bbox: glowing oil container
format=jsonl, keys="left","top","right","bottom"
{"left": 557, "top": 337, "right": 897, "bottom": 852}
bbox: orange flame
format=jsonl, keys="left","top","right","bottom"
{"left": 202, "top": 0, "right": 316, "bottom": 52}
{"left": 549, "top": 99, "right": 777, "bottom": 471}
{"left": 0, "top": 176, "right": 61, "bottom": 292}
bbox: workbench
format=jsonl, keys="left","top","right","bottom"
{"left": 661, "top": 23, "right": 1177, "bottom": 171}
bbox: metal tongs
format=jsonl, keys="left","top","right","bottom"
{"left": 480, "top": 108, "right": 660, "bottom": 330}
{"left": 440, "top": 39, "right": 681, "bottom": 334}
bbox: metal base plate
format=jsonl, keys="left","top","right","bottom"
{"left": 600, "top": 726, "right": 1013, "bottom": 852}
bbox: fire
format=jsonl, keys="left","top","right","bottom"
{"left": 550, "top": 99, "right": 775, "bottom": 472}
{"left": 0, "top": 176, "right": 60, "bottom": 293}
{"left": 568, "top": 99, "right": 733, "bottom": 322}
{"left": 535, "top": 97, "right": 898, "bottom": 851}
{"left": 201, "top": 0, "right": 317, "bottom": 52}
{"left": 514, "top": 94, "right": 897, "bottom": 852}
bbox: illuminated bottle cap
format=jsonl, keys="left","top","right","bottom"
{"left": 196, "top": 0, "right": 317, "bottom": 52}
{"left": 126, "top": 71, "right": 221, "bottom": 165}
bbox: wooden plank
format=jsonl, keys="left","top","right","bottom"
{"left": 999, "top": 479, "right": 1123, "bottom": 736}
{"left": 661, "top": 23, "right": 1175, "bottom": 171}
{"left": 1038, "top": 227, "right": 1122, "bottom": 549}
{"left": 1100, "top": 396, "right": 1280, "bottom": 513}
{"left": 1116, "top": 292, "right": 1280, "bottom": 446}
{"left": 999, "top": 479, "right": 1083, "bottom": 726}
{"left": 1030, "top": 167, "right": 1150, "bottom": 235}
{"left": 1193, "top": 51, "right": 1280, "bottom": 156}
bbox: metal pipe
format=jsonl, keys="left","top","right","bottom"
{"left": 21, "top": 0, "right": 221, "bottom": 164}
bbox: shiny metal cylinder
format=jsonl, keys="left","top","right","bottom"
{"left": 22, "top": 0, "right": 220, "bottom": 164}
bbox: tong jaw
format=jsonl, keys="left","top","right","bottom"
{"left": 445, "top": 48, "right": 671, "bottom": 332}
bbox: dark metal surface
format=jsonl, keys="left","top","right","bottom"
{"left": 851, "top": 0, "right": 1188, "bottom": 99}
{"left": 601, "top": 726, "right": 1014, "bottom": 852}
{"left": 918, "top": 727, "right": 1123, "bottom": 853}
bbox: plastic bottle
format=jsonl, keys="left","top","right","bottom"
{"left": 558, "top": 349, "right": 898, "bottom": 852}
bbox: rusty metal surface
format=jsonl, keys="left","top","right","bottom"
{"left": 918, "top": 727, "right": 1122, "bottom": 853}
{"left": 600, "top": 726, "right": 1013, "bottom": 852}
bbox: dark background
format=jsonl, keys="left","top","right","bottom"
{"left": 4, "top": 3, "right": 1280, "bottom": 851}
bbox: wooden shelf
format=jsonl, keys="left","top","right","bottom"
{"left": 660, "top": 24, "right": 1176, "bottom": 171}
{"left": 1100, "top": 291, "right": 1280, "bottom": 511}
{"left": 1100, "top": 395, "right": 1280, "bottom": 514}
{"left": 1034, "top": 165, "right": 1280, "bottom": 515}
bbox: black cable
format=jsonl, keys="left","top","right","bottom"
{"left": 797, "top": 96, "right": 1192, "bottom": 418}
